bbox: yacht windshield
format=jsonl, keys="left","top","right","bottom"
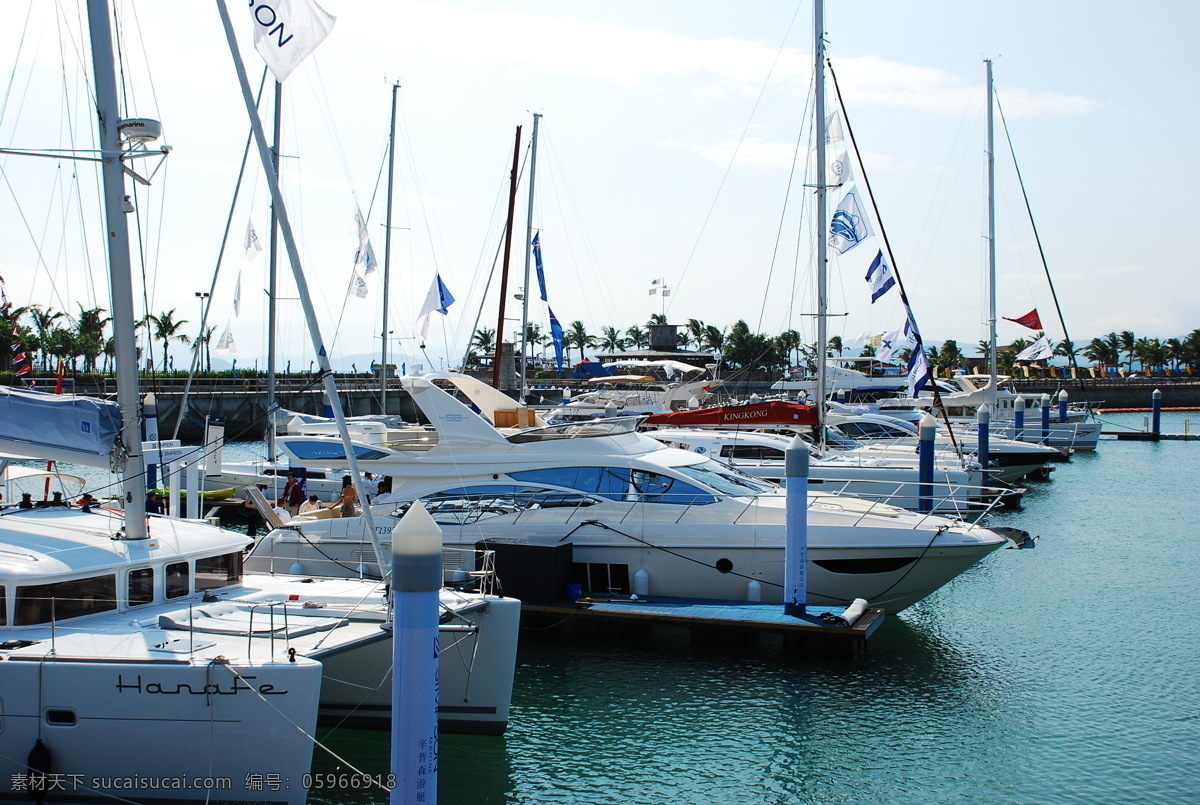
{"left": 674, "top": 459, "right": 778, "bottom": 496}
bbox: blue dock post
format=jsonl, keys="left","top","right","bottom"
{"left": 1152, "top": 388, "right": 1162, "bottom": 438}
{"left": 918, "top": 414, "right": 935, "bottom": 514}
{"left": 391, "top": 502, "right": 442, "bottom": 805}
{"left": 1040, "top": 394, "right": 1051, "bottom": 444}
{"left": 1014, "top": 395, "right": 1025, "bottom": 441}
{"left": 1057, "top": 389, "right": 1068, "bottom": 423}
{"left": 977, "top": 404, "right": 990, "bottom": 488}
{"left": 784, "top": 435, "right": 809, "bottom": 618}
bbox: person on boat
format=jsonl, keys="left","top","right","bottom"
{"left": 145, "top": 490, "right": 163, "bottom": 515}
{"left": 298, "top": 494, "right": 321, "bottom": 515}
{"left": 278, "top": 473, "right": 304, "bottom": 516}
{"left": 242, "top": 495, "right": 263, "bottom": 537}
{"left": 328, "top": 475, "right": 358, "bottom": 517}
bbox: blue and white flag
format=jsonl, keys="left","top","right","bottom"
{"left": 865, "top": 250, "right": 896, "bottom": 303}
{"left": 533, "top": 232, "right": 548, "bottom": 302}
{"left": 875, "top": 328, "right": 907, "bottom": 363}
{"left": 416, "top": 273, "right": 455, "bottom": 341}
{"left": 548, "top": 307, "right": 565, "bottom": 370}
{"left": 907, "top": 348, "right": 932, "bottom": 398}
{"left": 829, "top": 189, "right": 872, "bottom": 254}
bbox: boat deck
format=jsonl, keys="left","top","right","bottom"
{"left": 519, "top": 594, "right": 883, "bottom": 657}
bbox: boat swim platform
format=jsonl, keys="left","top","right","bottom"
{"left": 518, "top": 595, "right": 884, "bottom": 657}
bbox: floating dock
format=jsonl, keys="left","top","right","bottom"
{"left": 519, "top": 595, "right": 884, "bottom": 657}
{"left": 1109, "top": 432, "right": 1200, "bottom": 441}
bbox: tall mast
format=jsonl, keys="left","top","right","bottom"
{"left": 266, "top": 80, "right": 282, "bottom": 458}
{"left": 217, "top": 1, "right": 383, "bottom": 575}
{"left": 86, "top": 0, "right": 146, "bottom": 537}
{"left": 814, "top": 0, "right": 828, "bottom": 443}
{"left": 519, "top": 113, "right": 542, "bottom": 402}
{"left": 985, "top": 59, "right": 998, "bottom": 397}
{"left": 381, "top": 81, "right": 399, "bottom": 413}
{"left": 492, "top": 125, "right": 522, "bottom": 389}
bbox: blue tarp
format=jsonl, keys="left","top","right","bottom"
{"left": 0, "top": 387, "right": 121, "bottom": 461}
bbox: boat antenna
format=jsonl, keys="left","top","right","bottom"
{"left": 826, "top": 58, "right": 960, "bottom": 451}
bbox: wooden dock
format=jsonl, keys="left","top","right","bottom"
{"left": 519, "top": 595, "right": 884, "bottom": 657}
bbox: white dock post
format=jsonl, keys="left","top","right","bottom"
{"left": 185, "top": 461, "right": 200, "bottom": 519}
{"left": 390, "top": 501, "right": 442, "bottom": 805}
{"left": 1014, "top": 395, "right": 1026, "bottom": 440}
{"left": 1057, "top": 389, "right": 1068, "bottom": 423}
{"left": 1152, "top": 389, "right": 1162, "bottom": 437}
{"left": 784, "top": 435, "right": 809, "bottom": 618}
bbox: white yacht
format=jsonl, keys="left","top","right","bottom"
{"left": 262, "top": 373, "right": 1008, "bottom": 614}
{"left": 643, "top": 427, "right": 1012, "bottom": 516}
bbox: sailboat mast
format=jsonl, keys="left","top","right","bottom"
{"left": 519, "top": 113, "right": 541, "bottom": 403}
{"left": 985, "top": 59, "right": 998, "bottom": 391}
{"left": 217, "top": 1, "right": 384, "bottom": 575}
{"left": 266, "top": 80, "right": 282, "bottom": 459}
{"left": 492, "top": 125, "right": 522, "bottom": 389}
{"left": 381, "top": 81, "right": 399, "bottom": 413}
{"left": 86, "top": 0, "right": 146, "bottom": 538}
{"left": 814, "top": 0, "right": 828, "bottom": 439}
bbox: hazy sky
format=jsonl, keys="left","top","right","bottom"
{"left": 2, "top": 1, "right": 1196, "bottom": 372}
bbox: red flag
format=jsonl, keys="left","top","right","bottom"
{"left": 1003, "top": 309, "right": 1043, "bottom": 330}
{"left": 15, "top": 364, "right": 31, "bottom": 376}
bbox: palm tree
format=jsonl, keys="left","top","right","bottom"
{"left": 701, "top": 325, "right": 724, "bottom": 354}
{"left": 624, "top": 325, "right": 648, "bottom": 349}
{"left": 646, "top": 313, "right": 667, "bottom": 327}
{"left": 144, "top": 309, "right": 190, "bottom": 372}
{"left": 938, "top": 339, "right": 962, "bottom": 373}
{"left": 827, "top": 335, "right": 844, "bottom": 358}
{"left": 567, "top": 320, "right": 595, "bottom": 362}
{"left": 1119, "top": 330, "right": 1136, "bottom": 372}
{"left": 75, "top": 305, "right": 110, "bottom": 372}
{"left": 1084, "top": 337, "right": 1118, "bottom": 373}
{"left": 191, "top": 326, "right": 217, "bottom": 372}
{"left": 686, "top": 318, "right": 706, "bottom": 349}
{"left": 776, "top": 330, "right": 801, "bottom": 369}
{"left": 599, "top": 326, "right": 624, "bottom": 352}
{"left": 29, "top": 306, "right": 65, "bottom": 370}
{"left": 467, "top": 328, "right": 496, "bottom": 369}
{"left": 1165, "top": 338, "right": 1185, "bottom": 371}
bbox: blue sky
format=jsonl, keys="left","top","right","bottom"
{"left": 2, "top": 1, "right": 1196, "bottom": 372}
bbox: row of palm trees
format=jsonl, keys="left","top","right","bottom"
{"left": 466, "top": 315, "right": 1200, "bottom": 378}
{"left": 2, "top": 305, "right": 216, "bottom": 374}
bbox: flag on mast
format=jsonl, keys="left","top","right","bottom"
{"left": 1003, "top": 309, "right": 1043, "bottom": 330}
{"left": 548, "top": 307, "right": 565, "bottom": 370}
{"left": 248, "top": 0, "right": 336, "bottom": 82}
{"left": 864, "top": 250, "right": 896, "bottom": 303}
{"left": 533, "top": 232, "right": 548, "bottom": 302}
{"left": 215, "top": 325, "right": 237, "bottom": 355}
{"left": 829, "top": 189, "right": 872, "bottom": 254}
{"left": 416, "top": 273, "right": 456, "bottom": 342}
{"left": 244, "top": 219, "right": 263, "bottom": 259}
{"left": 1015, "top": 334, "right": 1054, "bottom": 361}
{"left": 233, "top": 272, "right": 242, "bottom": 317}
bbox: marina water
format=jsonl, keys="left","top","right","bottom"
{"left": 26, "top": 412, "right": 1199, "bottom": 803}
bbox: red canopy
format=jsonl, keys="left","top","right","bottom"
{"left": 643, "top": 400, "right": 817, "bottom": 428}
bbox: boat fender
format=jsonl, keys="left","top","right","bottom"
{"left": 633, "top": 568, "right": 649, "bottom": 597}
{"left": 822, "top": 597, "right": 869, "bottom": 627}
{"left": 27, "top": 738, "right": 52, "bottom": 803}
{"left": 746, "top": 580, "right": 762, "bottom": 602}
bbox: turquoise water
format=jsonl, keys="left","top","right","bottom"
{"left": 306, "top": 411, "right": 1200, "bottom": 804}
{"left": 18, "top": 413, "right": 1200, "bottom": 803}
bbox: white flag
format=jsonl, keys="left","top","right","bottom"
{"left": 875, "top": 328, "right": 907, "bottom": 363}
{"left": 354, "top": 206, "right": 369, "bottom": 245}
{"left": 215, "top": 325, "right": 236, "bottom": 355}
{"left": 416, "top": 273, "right": 456, "bottom": 342}
{"left": 355, "top": 240, "right": 378, "bottom": 274}
{"left": 244, "top": 218, "right": 263, "bottom": 259}
{"left": 233, "top": 272, "right": 242, "bottom": 317}
{"left": 348, "top": 270, "right": 369, "bottom": 299}
{"left": 829, "top": 189, "right": 873, "bottom": 254}
{"left": 828, "top": 150, "right": 854, "bottom": 186}
{"left": 907, "top": 349, "right": 931, "bottom": 398}
{"left": 249, "top": 0, "right": 336, "bottom": 82}
{"left": 1015, "top": 334, "right": 1054, "bottom": 361}
{"left": 825, "top": 110, "right": 845, "bottom": 144}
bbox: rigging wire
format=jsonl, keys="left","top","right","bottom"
{"left": 668, "top": 0, "right": 805, "bottom": 319}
